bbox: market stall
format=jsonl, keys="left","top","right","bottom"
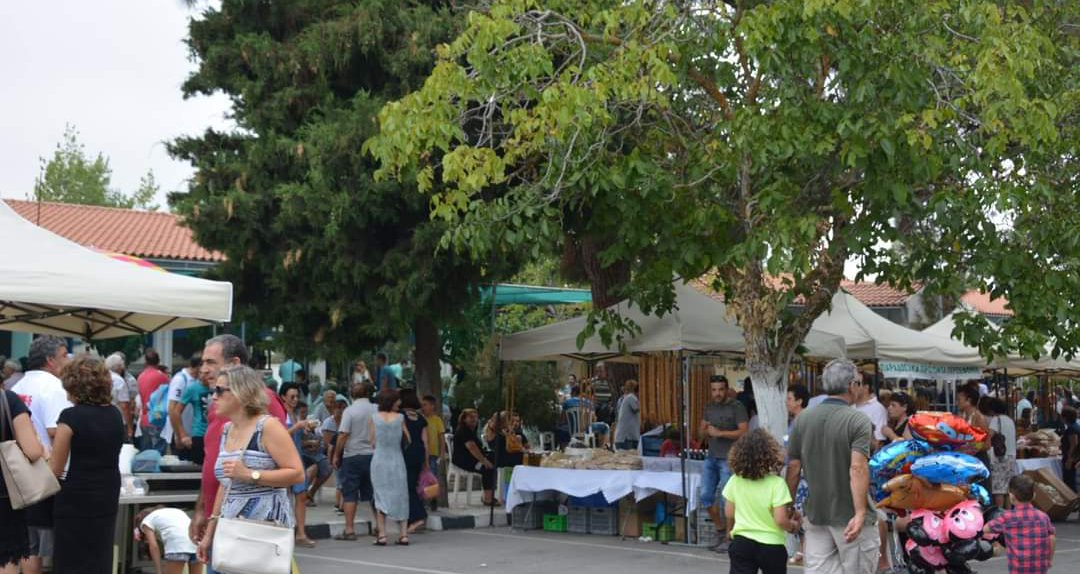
{"left": 500, "top": 279, "right": 847, "bottom": 543}
{"left": 0, "top": 200, "right": 233, "bottom": 338}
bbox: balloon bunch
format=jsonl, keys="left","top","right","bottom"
{"left": 869, "top": 412, "right": 998, "bottom": 574}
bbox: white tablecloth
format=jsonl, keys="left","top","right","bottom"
{"left": 505, "top": 466, "right": 701, "bottom": 512}
{"left": 1016, "top": 457, "right": 1063, "bottom": 480}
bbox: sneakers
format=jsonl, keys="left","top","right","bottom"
{"left": 710, "top": 537, "right": 730, "bottom": 553}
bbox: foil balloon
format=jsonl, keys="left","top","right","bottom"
{"left": 908, "top": 412, "right": 988, "bottom": 451}
{"left": 871, "top": 440, "right": 932, "bottom": 484}
{"left": 907, "top": 508, "right": 950, "bottom": 546}
{"left": 946, "top": 538, "right": 980, "bottom": 566}
{"left": 944, "top": 500, "right": 984, "bottom": 541}
{"left": 876, "top": 474, "right": 970, "bottom": 512}
{"left": 905, "top": 539, "right": 947, "bottom": 570}
{"left": 911, "top": 452, "right": 989, "bottom": 486}
{"left": 969, "top": 483, "right": 990, "bottom": 507}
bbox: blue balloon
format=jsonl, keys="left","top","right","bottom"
{"left": 911, "top": 452, "right": 989, "bottom": 486}
{"left": 969, "top": 483, "right": 990, "bottom": 507}
{"left": 870, "top": 439, "right": 931, "bottom": 482}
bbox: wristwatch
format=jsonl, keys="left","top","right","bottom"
{"left": 251, "top": 470, "right": 262, "bottom": 484}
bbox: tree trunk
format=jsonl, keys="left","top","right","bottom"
{"left": 747, "top": 363, "right": 789, "bottom": 443}
{"left": 413, "top": 316, "right": 442, "bottom": 404}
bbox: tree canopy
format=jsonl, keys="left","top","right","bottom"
{"left": 169, "top": 0, "right": 519, "bottom": 396}
{"left": 33, "top": 124, "right": 159, "bottom": 210}
{"left": 368, "top": 0, "right": 1080, "bottom": 437}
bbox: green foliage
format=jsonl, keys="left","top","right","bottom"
{"left": 169, "top": 1, "right": 522, "bottom": 362}
{"left": 369, "top": 0, "right": 1080, "bottom": 367}
{"left": 34, "top": 124, "right": 160, "bottom": 210}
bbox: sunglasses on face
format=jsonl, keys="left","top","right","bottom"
{"left": 212, "top": 386, "right": 232, "bottom": 396}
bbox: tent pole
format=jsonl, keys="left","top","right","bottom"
{"left": 490, "top": 356, "right": 504, "bottom": 527}
{"left": 679, "top": 352, "right": 690, "bottom": 545}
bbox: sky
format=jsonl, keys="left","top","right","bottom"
{"left": 0, "top": 1, "right": 232, "bottom": 211}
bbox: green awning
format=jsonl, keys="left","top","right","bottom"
{"left": 482, "top": 283, "right": 592, "bottom": 306}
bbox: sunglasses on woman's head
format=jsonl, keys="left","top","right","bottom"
{"left": 212, "top": 386, "right": 231, "bottom": 396}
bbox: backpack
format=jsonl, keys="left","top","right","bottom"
{"left": 147, "top": 385, "right": 170, "bottom": 429}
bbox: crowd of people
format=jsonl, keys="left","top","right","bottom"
{"left": 3, "top": 333, "right": 1077, "bottom": 574}
{"left": 694, "top": 360, "right": 1069, "bottom": 574}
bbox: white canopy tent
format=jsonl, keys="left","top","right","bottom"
{"left": 0, "top": 200, "right": 233, "bottom": 339}
{"left": 500, "top": 281, "right": 846, "bottom": 361}
{"left": 810, "top": 290, "right": 988, "bottom": 367}
{"left": 924, "top": 310, "right": 1080, "bottom": 375}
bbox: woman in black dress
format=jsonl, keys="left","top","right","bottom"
{"left": 399, "top": 389, "right": 429, "bottom": 533}
{"left": 1, "top": 389, "right": 45, "bottom": 574}
{"left": 452, "top": 409, "right": 496, "bottom": 505}
{"left": 49, "top": 356, "right": 124, "bottom": 574}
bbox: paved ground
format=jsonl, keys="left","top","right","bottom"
{"left": 295, "top": 521, "right": 1080, "bottom": 574}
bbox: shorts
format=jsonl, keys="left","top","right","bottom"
{"left": 340, "top": 454, "right": 373, "bottom": 503}
{"left": 700, "top": 457, "right": 732, "bottom": 509}
{"left": 164, "top": 553, "right": 197, "bottom": 563}
{"left": 190, "top": 436, "right": 206, "bottom": 465}
{"left": 302, "top": 452, "right": 332, "bottom": 480}
{"left": 28, "top": 527, "right": 53, "bottom": 557}
{"left": 590, "top": 422, "right": 610, "bottom": 436}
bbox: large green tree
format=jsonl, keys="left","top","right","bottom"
{"left": 369, "top": 0, "right": 1080, "bottom": 438}
{"left": 34, "top": 124, "right": 159, "bottom": 210}
{"left": 169, "top": 0, "right": 515, "bottom": 399}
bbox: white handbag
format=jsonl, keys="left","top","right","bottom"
{"left": 211, "top": 512, "right": 294, "bottom": 574}
{"left": 0, "top": 392, "right": 61, "bottom": 510}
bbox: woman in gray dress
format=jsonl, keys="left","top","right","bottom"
{"left": 369, "top": 389, "right": 411, "bottom": 546}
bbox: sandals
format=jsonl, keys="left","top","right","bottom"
{"left": 407, "top": 520, "right": 426, "bottom": 534}
{"left": 396, "top": 536, "right": 410, "bottom": 546}
{"left": 373, "top": 535, "right": 388, "bottom": 546}
{"left": 295, "top": 537, "right": 317, "bottom": 548}
{"left": 333, "top": 532, "right": 358, "bottom": 541}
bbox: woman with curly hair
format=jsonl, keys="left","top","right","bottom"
{"left": 722, "top": 429, "right": 802, "bottom": 574}
{"left": 49, "top": 355, "right": 125, "bottom": 574}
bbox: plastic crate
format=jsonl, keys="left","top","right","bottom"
{"left": 694, "top": 510, "right": 720, "bottom": 546}
{"left": 589, "top": 506, "right": 618, "bottom": 535}
{"left": 512, "top": 500, "right": 556, "bottom": 530}
{"left": 657, "top": 524, "right": 675, "bottom": 542}
{"left": 567, "top": 506, "right": 590, "bottom": 533}
{"left": 543, "top": 514, "right": 567, "bottom": 532}
{"left": 642, "top": 522, "right": 657, "bottom": 539}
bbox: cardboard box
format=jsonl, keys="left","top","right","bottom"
{"left": 1024, "top": 469, "right": 1079, "bottom": 521}
{"left": 618, "top": 493, "right": 661, "bottom": 538}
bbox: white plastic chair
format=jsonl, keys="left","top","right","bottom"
{"left": 445, "top": 433, "right": 479, "bottom": 507}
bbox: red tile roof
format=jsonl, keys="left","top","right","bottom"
{"left": 691, "top": 275, "right": 913, "bottom": 308}
{"left": 5, "top": 199, "right": 223, "bottom": 262}
{"left": 961, "top": 291, "right": 1013, "bottom": 317}
{"left": 839, "top": 280, "right": 912, "bottom": 307}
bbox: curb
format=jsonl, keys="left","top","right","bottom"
{"left": 304, "top": 511, "right": 502, "bottom": 540}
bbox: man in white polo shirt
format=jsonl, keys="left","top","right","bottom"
{"left": 12, "top": 335, "right": 71, "bottom": 574}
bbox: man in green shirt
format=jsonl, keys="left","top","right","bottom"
{"left": 786, "top": 359, "right": 875, "bottom": 574}
{"left": 180, "top": 377, "right": 211, "bottom": 465}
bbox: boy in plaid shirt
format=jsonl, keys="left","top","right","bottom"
{"left": 985, "top": 475, "right": 1056, "bottom": 574}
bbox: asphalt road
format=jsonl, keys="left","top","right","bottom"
{"left": 295, "top": 522, "right": 1080, "bottom": 574}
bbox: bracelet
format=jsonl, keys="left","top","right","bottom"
{"left": 208, "top": 515, "right": 220, "bottom": 522}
